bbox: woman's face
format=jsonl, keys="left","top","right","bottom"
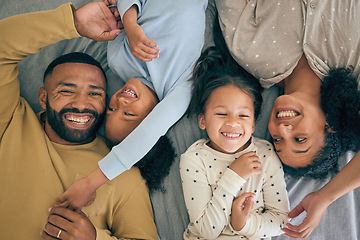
{"left": 105, "top": 78, "right": 158, "bottom": 144}
{"left": 268, "top": 94, "right": 327, "bottom": 168}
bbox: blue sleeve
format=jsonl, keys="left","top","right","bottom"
{"left": 101, "top": 0, "right": 208, "bottom": 180}
{"left": 116, "top": 0, "right": 141, "bottom": 20}
{"left": 99, "top": 80, "right": 192, "bottom": 179}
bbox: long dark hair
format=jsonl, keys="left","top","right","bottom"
{"left": 187, "top": 13, "right": 263, "bottom": 120}
{"left": 135, "top": 135, "right": 176, "bottom": 192}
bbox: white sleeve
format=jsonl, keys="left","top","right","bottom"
{"left": 180, "top": 150, "right": 246, "bottom": 239}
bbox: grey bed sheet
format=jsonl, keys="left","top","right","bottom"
{"left": 2, "top": 1, "right": 359, "bottom": 240}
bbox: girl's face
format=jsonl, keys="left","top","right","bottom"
{"left": 105, "top": 78, "right": 158, "bottom": 144}
{"left": 198, "top": 85, "right": 255, "bottom": 154}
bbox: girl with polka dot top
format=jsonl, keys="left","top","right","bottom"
{"left": 180, "top": 43, "right": 289, "bottom": 239}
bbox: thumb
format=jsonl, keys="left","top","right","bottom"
{"left": 99, "top": 29, "right": 121, "bottom": 41}
{"left": 288, "top": 203, "right": 305, "bottom": 218}
{"left": 242, "top": 196, "right": 254, "bottom": 214}
{"left": 56, "top": 194, "right": 66, "bottom": 204}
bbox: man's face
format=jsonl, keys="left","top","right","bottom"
{"left": 105, "top": 78, "right": 158, "bottom": 145}
{"left": 39, "top": 63, "right": 106, "bottom": 144}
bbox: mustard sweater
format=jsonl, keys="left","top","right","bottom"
{"left": 0, "top": 4, "right": 157, "bottom": 240}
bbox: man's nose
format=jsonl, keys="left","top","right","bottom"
{"left": 72, "top": 93, "right": 90, "bottom": 110}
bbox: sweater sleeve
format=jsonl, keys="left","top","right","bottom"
{"left": 95, "top": 170, "right": 158, "bottom": 240}
{"left": 233, "top": 147, "right": 290, "bottom": 238}
{"left": 180, "top": 149, "right": 246, "bottom": 239}
{"left": 0, "top": 3, "right": 79, "bottom": 139}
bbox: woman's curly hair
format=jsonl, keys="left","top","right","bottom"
{"left": 135, "top": 136, "right": 176, "bottom": 193}
{"left": 283, "top": 67, "right": 360, "bottom": 179}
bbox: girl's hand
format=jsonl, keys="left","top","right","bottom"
{"left": 230, "top": 151, "right": 262, "bottom": 180}
{"left": 122, "top": 4, "right": 159, "bottom": 62}
{"left": 230, "top": 192, "right": 255, "bottom": 231}
{"left": 126, "top": 23, "right": 159, "bottom": 62}
{"left": 56, "top": 177, "right": 97, "bottom": 212}
{"left": 282, "top": 191, "right": 329, "bottom": 239}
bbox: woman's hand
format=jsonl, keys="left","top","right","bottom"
{"left": 282, "top": 191, "right": 329, "bottom": 239}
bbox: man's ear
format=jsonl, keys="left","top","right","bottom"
{"left": 38, "top": 87, "right": 47, "bottom": 109}
{"left": 198, "top": 113, "right": 206, "bottom": 130}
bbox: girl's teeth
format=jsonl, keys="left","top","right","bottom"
{"left": 124, "top": 89, "right": 136, "bottom": 97}
{"left": 223, "top": 133, "right": 240, "bottom": 138}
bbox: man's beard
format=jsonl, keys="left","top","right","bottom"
{"left": 45, "top": 100, "right": 104, "bottom": 144}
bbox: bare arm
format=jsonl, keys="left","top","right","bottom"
{"left": 122, "top": 4, "right": 159, "bottom": 62}
{"left": 283, "top": 151, "right": 360, "bottom": 238}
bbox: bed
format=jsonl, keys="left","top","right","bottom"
{"left": 1, "top": 1, "right": 358, "bottom": 239}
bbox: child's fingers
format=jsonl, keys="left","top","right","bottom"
{"left": 233, "top": 192, "right": 255, "bottom": 208}
{"left": 133, "top": 53, "right": 153, "bottom": 62}
{"left": 133, "top": 47, "right": 159, "bottom": 62}
{"left": 142, "top": 44, "right": 160, "bottom": 54}
{"left": 144, "top": 39, "right": 158, "bottom": 48}
{"left": 242, "top": 195, "right": 254, "bottom": 214}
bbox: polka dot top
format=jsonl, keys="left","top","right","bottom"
{"left": 215, "top": 0, "right": 360, "bottom": 88}
{"left": 180, "top": 137, "right": 289, "bottom": 239}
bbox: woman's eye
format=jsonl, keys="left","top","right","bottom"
{"left": 295, "top": 137, "right": 307, "bottom": 143}
{"left": 124, "top": 112, "right": 135, "bottom": 116}
{"left": 108, "top": 108, "right": 116, "bottom": 112}
{"left": 273, "top": 138, "right": 281, "bottom": 143}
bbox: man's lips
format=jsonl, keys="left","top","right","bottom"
{"left": 63, "top": 113, "right": 94, "bottom": 128}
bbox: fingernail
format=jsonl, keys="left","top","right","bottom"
{"left": 48, "top": 207, "right": 52, "bottom": 212}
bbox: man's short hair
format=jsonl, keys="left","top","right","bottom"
{"left": 43, "top": 52, "right": 107, "bottom": 82}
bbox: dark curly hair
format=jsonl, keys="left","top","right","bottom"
{"left": 135, "top": 135, "right": 176, "bottom": 193}
{"left": 187, "top": 13, "right": 263, "bottom": 120}
{"left": 283, "top": 68, "right": 360, "bottom": 178}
